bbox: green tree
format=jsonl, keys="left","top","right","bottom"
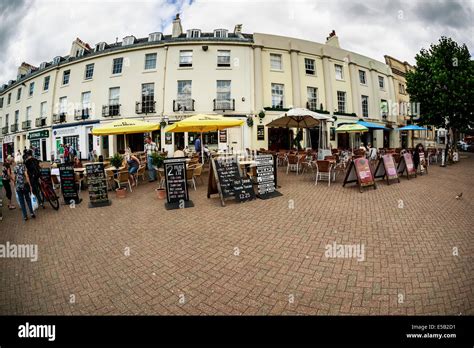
{"left": 406, "top": 36, "right": 474, "bottom": 146}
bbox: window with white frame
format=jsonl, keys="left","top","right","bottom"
{"left": 109, "top": 87, "right": 120, "bottom": 105}
{"left": 144, "top": 53, "right": 157, "bottom": 70}
{"left": 270, "top": 53, "right": 282, "bottom": 70}
{"left": 28, "top": 82, "right": 34, "bottom": 97}
{"left": 14, "top": 110, "right": 19, "bottom": 124}
{"left": 271, "top": 83, "right": 284, "bottom": 108}
{"left": 81, "top": 91, "right": 91, "bottom": 111}
{"left": 380, "top": 99, "right": 388, "bottom": 118}
{"left": 337, "top": 91, "right": 346, "bottom": 113}
{"left": 84, "top": 63, "right": 94, "bottom": 80}
{"left": 217, "top": 50, "right": 231, "bottom": 67}
{"left": 53, "top": 56, "right": 61, "bottom": 65}
{"left": 40, "top": 102, "right": 47, "bottom": 118}
{"left": 359, "top": 70, "right": 367, "bottom": 85}
{"left": 43, "top": 76, "right": 50, "bottom": 91}
{"left": 186, "top": 29, "right": 201, "bottom": 38}
{"left": 17, "top": 87, "right": 22, "bottom": 101}
{"left": 307, "top": 87, "right": 318, "bottom": 110}
{"left": 179, "top": 50, "right": 193, "bottom": 67}
{"left": 95, "top": 42, "right": 106, "bottom": 52}
{"left": 62, "top": 70, "right": 70, "bottom": 85}
{"left": 122, "top": 36, "right": 135, "bottom": 46}
{"left": 177, "top": 80, "right": 192, "bottom": 110}
{"left": 216, "top": 80, "right": 231, "bottom": 109}
{"left": 59, "top": 97, "right": 67, "bottom": 114}
{"left": 361, "top": 95, "right": 369, "bottom": 117}
{"left": 305, "top": 58, "right": 315, "bottom": 75}
{"left": 214, "top": 29, "right": 228, "bottom": 38}
{"left": 7, "top": 93, "right": 11, "bottom": 104}
{"left": 148, "top": 32, "right": 162, "bottom": 42}
{"left": 335, "top": 64, "right": 344, "bottom": 80}
{"left": 141, "top": 83, "right": 155, "bottom": 112}
{"left": 378, "top": 76, "right": 385, "bottom": 89}
{"left": 112, "top": 58, "right": 123, "bottom": 74}
{"left": 26, "top": 106, "right": 32, "bottom": 120}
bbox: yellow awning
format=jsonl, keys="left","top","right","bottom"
{"left": 91, "top": 118, "right": 160, "bottom": 135}
{"left": 164, "top": 114, "right": 244, "bottom": 133}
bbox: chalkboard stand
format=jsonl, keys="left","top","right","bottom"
{"left": 397, "top": 154, "right": 417, "bottom": 180}
{"left": 208, "top": 158, "right": 228, "bottom": 207}
{"left": 165, "top": 200, "right": 194, "bottom": 210}
{"left": 255, "top": 154, "right": 282, "bottom": 200}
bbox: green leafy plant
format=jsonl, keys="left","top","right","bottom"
{"left": 110, "top": 153, "right": 124, "bottom": 168}
{"left": 247, "top": 117, "right": 254, "bottom": 127}
{"left": 258, "top": 111, "right": 266, "bottom": 119}
{"left": 150, "top": 152, "right": 165, "bottom": 168}
{"left": 160, "top": 120, "right": 167, "bottom": 128}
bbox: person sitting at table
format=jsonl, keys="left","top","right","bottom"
{"left": 174, "top": 146, "right": 185, "bottom": 158}
{"left": 73, "top": 156, "right": 83, "bottom": 168}
{"left": 125, "top": 148, "right": 140, "bottom": 187}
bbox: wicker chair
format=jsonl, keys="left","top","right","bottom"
{"left": 114, "top": 170, "right": 132, "bottom": 192}
{"left": 186, "top": 167, "right": 196, "bottom": 190}
{"left": 286, "top": 154, "right": 300, "bottom": 174}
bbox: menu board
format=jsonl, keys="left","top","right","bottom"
{"left": 214, "top": 157, "right": 240, "bottom": 198}
{"left": 354, "top": 158, "right": 374, "bottom": 186}
{"left": 397, "top": 153, "right": 417, "bottom": 179}
{"left": 233, "top": 178, "right": 255, "bottom": 202}
{"left": 343, "top": 158, "right": 377, "bottom": 192}
{"left": 257, "top": 125, "right": 265, "bottom": 141}
{"left": 85, "top": 163, "right": 111, "bottom": 208}
{"left": 374, "top": 154, "right": 400, "bottom": 185}
{"left": 418, "top": 152, "right": 428, "bottom": 174}
{"left": 39, "top": 167, "right": 53, "bottom": 191}
{"left": 59, "top": 164, "right": 80, "bottom": 204}
{"left": 255, "top": 154, "right": 281, "bottom": 199}
{"left": 163, "top": 158, "right": 193, "bottom": 209}
{"left": 219, "top": 130, "right": 227, "bottom": 143}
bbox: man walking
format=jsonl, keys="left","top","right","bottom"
{"left": 144, "top": 136, "right": 159, "bottom": 182}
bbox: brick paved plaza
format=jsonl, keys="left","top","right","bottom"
{"left": 0, "top": 155, "right": 473, "bottom": 315}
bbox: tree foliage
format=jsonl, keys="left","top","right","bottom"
{"left": 406, "top": 37, "right": 474, "bottom": 133}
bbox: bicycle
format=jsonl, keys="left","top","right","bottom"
{"left": 36, "top": 177, "right": 60, "bottom": 210}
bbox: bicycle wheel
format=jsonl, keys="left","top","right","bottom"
{"left": 44, "top": 186, "right": 60, "bottom": 210}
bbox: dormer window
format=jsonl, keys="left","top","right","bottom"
{"left": 95, "top": 42, "right": 106, "bottom": 52}
{"left": 75, "top": 48, "right": 84, "bottom": 57}
{"left": 40, "top": 62, "right": 47, "bottom": 69}
{"left": 148, "top": 32, "right": 162, "bottom": 42}
{"left": 186, "top": 29, "right": 201, "bottom": 38}
{"left": 214, "top": 29, "right": 228, "bottom": 38}
{"left": 122, "top": 36, "right": 136, "bottom": 46}
{"left": 53, "top": 56, "right": 61, "bottom": 65}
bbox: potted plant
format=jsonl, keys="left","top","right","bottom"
{"left": 160, "top": 120, "right": 167, "bottom": 128}
{"left": 110, "top": 153, "right": 124, "bottom": 169}
{"left": 246, "top": 117, "right": 254, "bottom": 127}
{"left": 150, "top": 152, "right": 166, "bottom": 199}
{"left": 258, "top": 110, "right": 266, "bottom": 120}
{"left": 116, "top": 187, "right": 127, "bottom": 198}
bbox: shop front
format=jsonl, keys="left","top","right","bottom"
{"left": 2, "top": 135, "right": 15, "bottom": 161}
{"left": 52, "top": 120, "right": 100, "bottom": 160}
{"left": 27, "top": 130, "right": 51, "bottom": 162}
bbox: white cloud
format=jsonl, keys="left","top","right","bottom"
{"left": 0, "top": 0, "right": 472, "bottom": 83}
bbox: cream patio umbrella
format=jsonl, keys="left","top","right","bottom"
{"left": 335, "top": 123, "right": 369, "bottom": 153}
{"left": 164, "top": 114, "right": 244, "bottom": 163}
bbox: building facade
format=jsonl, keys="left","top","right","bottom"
{"left": 1, "top": 15, "right": 410, "bottom": 161}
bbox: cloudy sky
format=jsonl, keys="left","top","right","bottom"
{"left": 0, "top": 0, "right": 472, "bottom": 83}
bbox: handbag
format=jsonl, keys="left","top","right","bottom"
{"left": 30, "top": 193, "right": 39, "bottom": 211}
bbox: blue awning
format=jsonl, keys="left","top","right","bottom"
{"left": 397, "top": 125, "right": 428, "bottom": 131}
{"left": 356, "top": 120, "right": 389, "bottom": 130}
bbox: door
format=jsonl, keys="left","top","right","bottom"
{"left": 41, "top": 139, "right": 47, "bottom": 161}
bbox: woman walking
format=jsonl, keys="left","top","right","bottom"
{"left": 12, "top": 155, "right": 36, "bottom": 221}
{"left": 2, "top": 155, "right": 16, "bottom": 210}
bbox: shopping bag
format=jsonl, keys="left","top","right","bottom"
{"left": 30, "top": 194, "right": 39, "bottom": 211}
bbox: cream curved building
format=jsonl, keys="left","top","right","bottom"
{"left": 0, "top": 15, "right": 402, "bottom": 161}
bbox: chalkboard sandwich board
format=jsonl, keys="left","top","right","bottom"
{"left": 163, "top": 157, "right": 194, "bottom": 210}
{"left": 85, "top": 162, "right": 111, "bottom": 208}
{"left": 59, "top": 163, "right": 82, "bottom": 204}
{"left": 255, "top": 154, "right": 282, "bottom": 199}
{"left": 397, "top": 153, "right": 417, "bottom": 180}
{"left": 342, "top": 158, "right": 377, "bottom": 192}
{"left": 374, "top": 154, "right": 400, "bottom": 185}
{"left": 233, "top": 177, "right": 256, "bottom": 203}
{"left": 208, "top": 156, "right": 241, "bottom": 207}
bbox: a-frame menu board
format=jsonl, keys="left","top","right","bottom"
{"left": 397, "top": 153, "right": 417, "bottom": 180}
{"left": 343, "top": 158, "right": 377, "bottom": 192}
{"left": 208, "top": 156, "right": 241, "bottom": 207}
{"left": 374, "top": 154, "right": 400, "bottom": 185}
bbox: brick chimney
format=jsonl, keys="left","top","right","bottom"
{"left": 172, "top": 13, "right": 183, "bottom": 38}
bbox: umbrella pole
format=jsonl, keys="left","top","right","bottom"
{"left": 201, "top": 131, "right": 204, "bottom": 165}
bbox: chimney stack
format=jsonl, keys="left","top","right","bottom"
{"left": 172, "top": 13, "right": 183, "bottom": 38}
{"left": 325, "top": 30, "right": 340, "bottom": 48}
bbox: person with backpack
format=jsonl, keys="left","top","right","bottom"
{"left": 25, "top": 150, "right": 43, "bottom": 208}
